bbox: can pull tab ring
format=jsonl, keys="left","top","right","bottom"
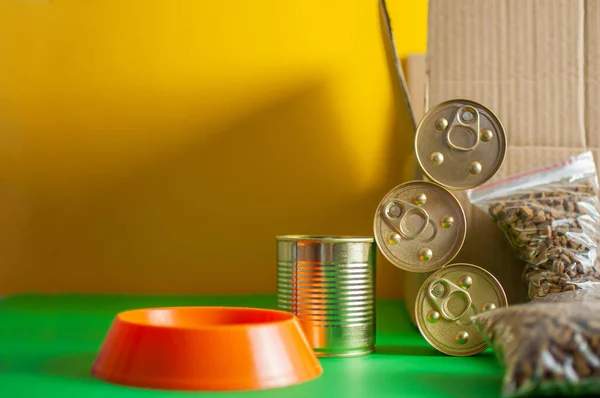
{"left": 427, "top": 279, "right": 473, "bottom": 322}
{"left": 446, "top": 106, "right": 480, "bottom": 152}
{"left": 382, "top": 200, "right": 430, "bottom": 240}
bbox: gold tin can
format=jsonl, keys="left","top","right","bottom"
{"left": 276, "top": 235, "right": 376, "bottom": 357}
{"left": 373, "top": 181, "right": 466, "bottom": 273}
{"left": 415, "top": 99, "right": 507, "bottom": 190}
{"left": 415, "top": 263, "right": 508, "bottom": 356}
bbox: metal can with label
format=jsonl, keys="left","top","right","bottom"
{"left": 414, "top": 263, "right": 508, "bottom": 356}
{"left": 276, "top": 236, "right": 376, "bottom": 357}
{"left": 373, "top": 181, "right": 467, "bottom": 274}
{"left": 415, "top": 99, "right": 507, "bottom": 190}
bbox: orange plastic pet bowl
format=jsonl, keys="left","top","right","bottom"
{"left": 91, "top": 306, "right": 323, "bottom": 391}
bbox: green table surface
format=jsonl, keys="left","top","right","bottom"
{"left": 0, "top": 295, "right": 504, "bottom": 398}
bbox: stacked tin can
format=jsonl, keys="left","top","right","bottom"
{"left": 373, "top": 99, "right": 509, "bottom": 356}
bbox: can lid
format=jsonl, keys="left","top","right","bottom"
{"left": 415, "top": 263, "right": 508, "bottom": 356}
{"left": 415, "top": 99, "right": 507, "bottom": 190}
{"left": 373, "top": 181, "right": 466, "bottom": 273}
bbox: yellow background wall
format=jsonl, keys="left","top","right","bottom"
{"left": 0, "top": 0, "right": 427, "bottom": 297}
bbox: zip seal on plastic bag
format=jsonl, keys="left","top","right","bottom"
{"left": 467, "top": 152, "right": 600, "bottom": 300}
{"left": 472, "top": 289, "right": 600, "bottom": 397}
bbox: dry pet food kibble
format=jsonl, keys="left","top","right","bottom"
{"left": 468, "top": 152, "right": 600, "bottom": 300}
{"left": 472, "top": 292, "right": 600, "bottom": 397}
{"left": 538, "top": 286, "right": 600, "bottom": 303}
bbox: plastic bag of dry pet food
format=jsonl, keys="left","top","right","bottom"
{"left": 472, "top": 290, "right": 600, "bottom": 397}
{"left": 538, "top": 286, "right": 600, "bottom": 303}
{"left": 468, "top": 152, "right": 600, "bottom": 300}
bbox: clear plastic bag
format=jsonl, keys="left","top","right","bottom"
{"left": 468, "top": 152, "right": 600, "bottom": 300}
{"left": 538, "top": 286, "right": 600, "bottom": 303}
{"left": 472, "top": 291, "right": 600, "bottom": 397}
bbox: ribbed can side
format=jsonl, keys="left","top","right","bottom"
{"left": 276, "top": 237, "right": 376, "bottom": 357}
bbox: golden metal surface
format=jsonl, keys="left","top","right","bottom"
{"left": 415, "top": 263, "right": 508, "bottom": 356}
{"left": 373, "top": 181, "right": 466, "bottom": 273}
{"left": 434, "top": 117, "right": 448, "bottom": 131}
{"left": 415, "top": 99, "right": 507, "bottom": 190}
{"left": 276, "top": 236, "right": 376, "bottom": 358}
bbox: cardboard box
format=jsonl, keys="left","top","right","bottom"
{"left": 424, "top": 0, "right": 600, "bottom": 303}
{"left": 404, "top": 54, "right": 427, "bottom": 121}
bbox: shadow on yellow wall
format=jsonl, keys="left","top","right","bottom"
{"left": 0, "top": 0, "right": 427, "bottom": 297}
